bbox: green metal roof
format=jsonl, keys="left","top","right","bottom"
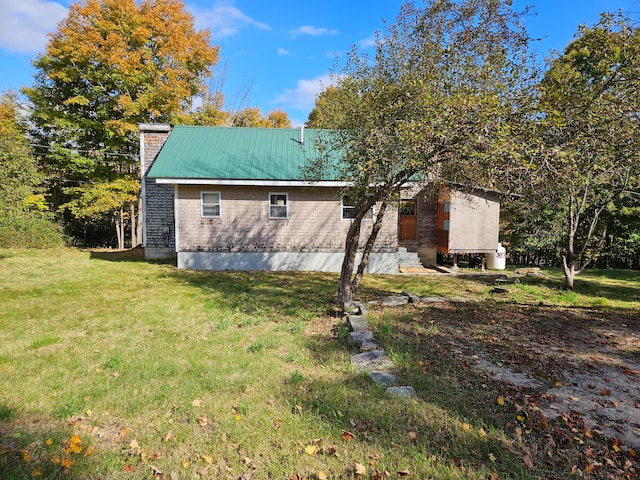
{"left": 147, "top": 125, "right": 340, "bottom": 182}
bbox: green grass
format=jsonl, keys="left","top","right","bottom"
{"left": 0, "top": 248, "right": 638, "bottom": 479}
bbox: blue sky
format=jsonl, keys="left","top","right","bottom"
{"left": 0, "top": 0, "right": 638, "bottom": 127}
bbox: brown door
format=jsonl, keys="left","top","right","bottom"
{"left": 399, "top": 200, "right": 417, "bottom": 242}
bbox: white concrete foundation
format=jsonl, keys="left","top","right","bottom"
{"left": 177, "top": 251, "right": 398, "bottom": 274}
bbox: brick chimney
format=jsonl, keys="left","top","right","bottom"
{"left": 139, "top": 124, "right": 176, "bottom": 260}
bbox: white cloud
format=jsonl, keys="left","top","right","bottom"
{"left": 277, "top": 48, "right": 290, "bottom": 56}
{"left": 358, "top": 36, "right": 377, "bottom": 48}
{"left": 288, "top": 26, "right": 339, "bottom": 37}
{"left": 272, "top": 73, "right": 334, "bottom": 111}
{"left": 0, "top": 0, "right": 67, "bottom": 54}
{"left": 188, "top": 1, "right": 270, "bottom": 40}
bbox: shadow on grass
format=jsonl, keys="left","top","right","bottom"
{"left": 87, "top": 247, "right": 152, "bottom": 263}
{"left": 298, "top": 298, "right": 640, "bottom": 477}
{"left": 285, "top": 329, "right": 533, "bottom": 478}
{"left": 0, "top": 409, "right": 98, "bottom": 479}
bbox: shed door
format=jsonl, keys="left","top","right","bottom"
{"left": 399, "top": 200, "right": 417, "bottom": 242}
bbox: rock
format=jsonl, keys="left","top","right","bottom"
{"left": 350, "top": 350, "right": 394, "bottom": 373}
{"left": 420, "top": 296, "right": 446, "bottom": 303}
{"left": 347, "top": 315, "right": 370, "bottom": 332}
{"left": 360, "top": 340, "right": 378, "bottom": 351}
{"left": 402, "top": 291, "right": 420, "bottom": 304}
{"left": 347, "top": 331, "right": 374, "bottom": 347}
{"left": 448, "top": 297, "right": 471, "bottom": 303}
{"left": 342, "top": 301, "right": 362, "bottom": 315}
{"left": 489, "top": 287, "right": 509, "bottom": 294}
{"left": 495, "top": 277, "right": 520, "bottom": 285}
{"left": 369, "top": 371, "right": 398, "bottom": 387}
{"left": 385, "top": 386, "right": 417, "bottom": 398}
{"left": 526, "top": 271, "right": 547, "bottom": 278}
{"left": 381, "top": 295, "right": 409, "bottom": 307}
{"left": 514, "top": 267, "right": 541, "bottom": 275}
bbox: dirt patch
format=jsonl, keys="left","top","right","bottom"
{"left": 369, "top": 300, "right": 640, "bottom": 477}
{"left": 429, "top": 303, "right": 640, "bottom": 448}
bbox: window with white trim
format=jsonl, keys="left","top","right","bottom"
{"left": 341, "top": 195, "right": 374, "bottom": 220}
{"left": 269, "top": 193, "right": 288, "bottom": 219}
{"left": 201, "top": 192, "right": 221, "bottom": 218}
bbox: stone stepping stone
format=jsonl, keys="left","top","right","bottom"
{"left": 347, "top": 315, "right": 370, "bottom": 332}
{"left": 350, "top": 349, "right": 394, "bottom": 373}
{"left": 385, "top": 386, "right": 417, "bottom": 398}
{"left": 381, "top": 295, "right": 409, "bottom": 307}
{"left": 420, "top": 296, "right": 446, "bottom": 303}
{"left": 369, "top": 371, "right": 398, "bottom": 387}
{"left": 347, "top": 331, "right": 374, "bottom": 347}
{"left": 401, "top": 291, "right": 420, "bottom": 304}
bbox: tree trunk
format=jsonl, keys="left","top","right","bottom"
{"left": 562, "top": 254, "right": 575, "bottom": 289}
{"left": 130, "top": 202, "right": 137, "bottom": 248}
{"left": 349, "top": 200, "right": 389, "bottom": 296}
{"left": 115, "top": 212, "right": 123, "bottom": 250}
{"left": 116, "top": 208, "right": 125, "bottom": 250}
{"left": 338, "top": 218, "right": 362, "bottom": 303}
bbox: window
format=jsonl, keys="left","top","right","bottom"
{"left": 342, "top": 195, "right": 374, "bottom": 220}
{"left": 201, "top": 192, "right": 221, "bottom": 218}
{"left": 269, "top": 193, "right": 288, "bottom": 219}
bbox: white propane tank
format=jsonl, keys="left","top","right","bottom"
{"left": 487, "top": 243, "right": 506, "bottom": 270}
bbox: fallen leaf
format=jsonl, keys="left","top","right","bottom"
{"left": 123, "top": 464, "right": 132, "bottom": 473}
{"left": 600, "top": 389, "right": 611, "bottom": 396}
{"left": 497, "top": 396, "right": 505, "bottom": 406}
{"left": 396, "top": 469, "right": 410, "bottom": 477}
{"left": 342, "top": 430, "right": 356, "bottom": 441}
{"left": 197, "top": 417, "right": 208, "bottom": 427}
{"left": 489, "top": 453, "right": 496, "bottom": 462}
{"left": 149, "top": 465, "right": 163, "bottom": 477}
{"left": 523, "top": 454, "right": 534, "bottom": 470}
{"left": 115, "top": 428, "right": 130, "bottom": 443}
{"left": 46, "top": 438, "right": 53, "bottom": 446}
{"left": 182, "top": 459, "right": 190, "bottom": 469}
{"left": 192, "top": 399, "right": 202, "bottom": 407}
{"left": 66, "top": 435, "right": 82, "bottom": 454}
{"left": 129, "top": 440, "right": 139, "bottom": 451}
{"left": 478, "top": 428, "right": 488, "bottom": 438}
{"left": 305, "top": 445, "right": 318, "bottom": 456}
{"left": 84, "top": 445, "right": 94, "bottom": 457}
{"left": 163, "top": 431, "right": 172, "bottom": 442}
{"left": 203, "top": 454, "right": 213, "bottom": 464}
{"left": 355, "top": 462, "right": 367, "bottom": 476}
{"left": 461, "top": 423, "right": 470, "bottom": 431}
{"left": 317, "top": 472, "right": 328, "bottom": 480}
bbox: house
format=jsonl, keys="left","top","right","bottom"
{"left": 139, "top": 124, "right": 500, "bottom": 273}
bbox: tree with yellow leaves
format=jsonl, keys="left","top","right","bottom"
{"left": 24, "top": 0, "right": 219, "bottom": 247}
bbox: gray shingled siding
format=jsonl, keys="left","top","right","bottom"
{"left": 140, "top": 127, "right": 175, "bottom": 250}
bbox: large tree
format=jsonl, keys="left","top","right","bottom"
{"left": 24, "top": 0, "right": 219, "bottom": 246}
{"left": 531, "top": 12, "right": 640, "bottom": 288}
{"left": 0, "top": 91, "right": 63, "bottom": 247}
{"left": 306, "top": 0, "right": 537, "bottom": 302}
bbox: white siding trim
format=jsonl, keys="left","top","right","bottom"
{"left": 154, "top": 178, "right": 350, "bottom": 187}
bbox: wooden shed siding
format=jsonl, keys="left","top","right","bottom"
{"left": 177, "top": 185, "right": 398, "bottom": 253}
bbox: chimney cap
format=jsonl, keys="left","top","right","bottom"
{"left": 139, "top": 123, "right": 172, "bottom": 133}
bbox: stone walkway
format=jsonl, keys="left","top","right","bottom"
{"left": 343, "top": 292, "right": 474, "bottom": 397}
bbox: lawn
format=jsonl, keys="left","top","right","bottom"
{"left": 0, "top": 248, "right": 638, "bottom": 479}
